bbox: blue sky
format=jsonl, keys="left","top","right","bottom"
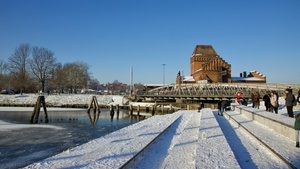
{"left": 1, "top": 0, "right": 299, "bottom": 85}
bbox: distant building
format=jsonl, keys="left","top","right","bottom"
{"left": 176, "top": 45, "right": 266, "bottom": 84}
{"left": 231, "top": 70, "right": 266, "bottom": 83}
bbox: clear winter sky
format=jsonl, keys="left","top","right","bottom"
{"left": 0, "top": 0, "right": 299, "bottom": 85}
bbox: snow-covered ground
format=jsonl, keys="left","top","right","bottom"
{"left": 0, "top": 94, "right": 128, "bottom": 106}
{"left": 1, "top": 94, "right": 300, "bottom": 168}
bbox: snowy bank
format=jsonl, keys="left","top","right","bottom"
{"left": 0, "top": 94, "right": 128, "bottom": 107}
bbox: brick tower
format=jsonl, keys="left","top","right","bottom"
{"left": 190, "top": 45, "right": 232, "bottom": 83}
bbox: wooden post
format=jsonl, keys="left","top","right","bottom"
{"left": 87, "top": 96, "right": 101, "bottom": 125}
{"left": 30, "top": 96, "right": 48, "bottom": 124}
{"left": 110, "top": 104, "right": 115, "bottom": 120}
{"left": 116, "top": 104, "right": 120, "bottom": 118}
{"left": 137, "top": 105, "right": 140, "bottom": 116}
{"left": 88, "top": 96, "right": 100, "bottom": 113}
{"left": 152, "top": 105, "right": 155, "bottom": 116}
{"left": 161, "top": 105, "right": 164, "bottom": 114}
{"left": 130, "top": 104, "right": 133, "bottom": 116}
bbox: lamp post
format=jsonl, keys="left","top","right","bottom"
{"left": 162, "top": 64, "right": 166, "bottom": 86}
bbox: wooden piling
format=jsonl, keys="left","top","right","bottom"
{"left": 130, "top": 105, "right": 133, "bottom": 116}
{"left": 30, "top": 96, "right": 48, "bottom": 124}
{"left": 137, "top": 105, "right": 140, "bottom": 116}
{"left": 116, "top": 104, "right": 120, "bottom": 118}
{"left": 110, "top": 104, "right": 115, "bottom": 120}
{"left": 87, "top": 96, "right": 100, "bottom": 113}
{"left": 152, "top": 105, "right": 155, "bottom": 116}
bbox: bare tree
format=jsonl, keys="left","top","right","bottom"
{"left": 0, "top": 59, "right": 9, "bottom": 91}
{"left": 29, "top": 46, "right": 57, "bottom": 92}
{"left": 88, "top": 78, "right": 100, "bottom": 90}
{"left": 49, "top": 63, "right": 68, "bottom": 94}
{"left": 64, "top": 62, "right": 90, "bottom": 93}
{"left": 0, "top": 59, "right": 8, "bottom": 75}
{"left": 8, "top": 43, "right": 31, "bottom": 94}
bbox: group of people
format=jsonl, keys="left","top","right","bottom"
{"left": 240, "top": 88, "right": 300, "bottom": 148}
{"left": 260, "top": 90, "right": 280, "bottom": 114}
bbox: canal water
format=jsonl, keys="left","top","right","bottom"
{"left": 0, "top": 108, "right": 145, "bottom": 169}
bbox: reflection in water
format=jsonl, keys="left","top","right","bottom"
{"left": 87, "top": 109, "right": 101, "bottom": 125}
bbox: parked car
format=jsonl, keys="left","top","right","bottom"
{"left": 0, "top": 89, "right": 20, "bottom": 95}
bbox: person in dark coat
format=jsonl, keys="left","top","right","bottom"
{"left": 263, "top": 91, "right": 271, "bottom": 111}
{"left": 219, "top": 100, "right": 228, "bottom": 116}
{"left": 198, "top": 102, "right": 204, "bottom": 112}
{"left": 294, "top": 113, "right": 300, "bottom": 147}
{"left": 251, "top": 91, "right": 260, "bottom": 109}
{"left": 217, "top": 99, "right": 222, "bottom": 115}
{"left": 297, "top": 89, "right": 300, "bottom": 104}
{"left": 285, "top": 88, "right": 295, "bottom": 118}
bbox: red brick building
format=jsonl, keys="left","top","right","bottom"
{"left": 176, "top": 45, "right": 266, "bottom": 84}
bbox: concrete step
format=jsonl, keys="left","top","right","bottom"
{"left": 161, "top": 110, "right": 201, "bottom": 168}
{"left": 196, "top": 108, "right": 240, "bottom": 168}
{"left": 225, "top": 110, "right": 300, "bottom": 169}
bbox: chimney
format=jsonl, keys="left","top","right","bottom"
{"left": 240, "top": 73, "right": 243, "bottom": 77}
{"left": 243, "top": 71, "right": 247, "bottom": 78}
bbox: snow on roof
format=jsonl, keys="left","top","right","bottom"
{"left": 183, "top": 76, "right": 195, "bottom": 82}
{"left": 231, "top": 77, "right": 265, "bottom": 81}
{"left": 144, "top": 84, "right": 164, "bottom": 87}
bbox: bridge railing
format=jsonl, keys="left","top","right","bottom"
{"left": 142, "top": 83, "right": 300, "bottom": 99}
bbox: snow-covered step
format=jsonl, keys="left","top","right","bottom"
{"left": 24, "top": 111, "right": 183, "bottom": 169}
{"left": 196, "top": 108, "right": 240, "bottom": 168}
{"left": 232, "top": 105, "right": 295, "bottom": 141}
{"left": 161, "top": 110, "right": 201, "bottom": 168}
{"left": 225, "top": 110, "right": 300, "bottom": 168}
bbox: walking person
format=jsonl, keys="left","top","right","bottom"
{"left": 263, "top": 91, "right": 271, "bottom": 111}
{"left": 294, "top": 113, "right": 300, "bottom": 148}
{"left": 219, "top": 99, "right": 228, "bottom": 116}
{"left": 251, "top": 91, "right": 260, "bottom": 109}
{"left": 285, "top": 88, "right": 295, "bottom": 118}
{"left": 297, "top": 89, "right": 300, "bottom": 105}
{"left": 217, "top": 99, "right": 222, "bottom": 115}
{"left": 270, "top": 91, "right": 279, "bottom": 114}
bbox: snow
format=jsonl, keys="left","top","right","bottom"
{"left": 0, "top": 120, "right": 64, "bottom": 131}
{"left": 1, "top": 94, "right": 300, "bottom": 168}
{"left": 0, "top": 94, "right": 128, "bottom": 106}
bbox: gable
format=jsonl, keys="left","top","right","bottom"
{"left": 201, "top": 56, "right": 231, "bottom": 71}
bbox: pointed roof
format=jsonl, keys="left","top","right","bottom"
{"left": 191, "top": 45, "right": 218, "bottom": 57}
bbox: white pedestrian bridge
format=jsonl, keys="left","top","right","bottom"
{"left": 141, "top": 83, "right": 300, "bottom": 100}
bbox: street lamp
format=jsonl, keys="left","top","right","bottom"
{"left": 162, "top": 64, "right": 166, "bottom": 86}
